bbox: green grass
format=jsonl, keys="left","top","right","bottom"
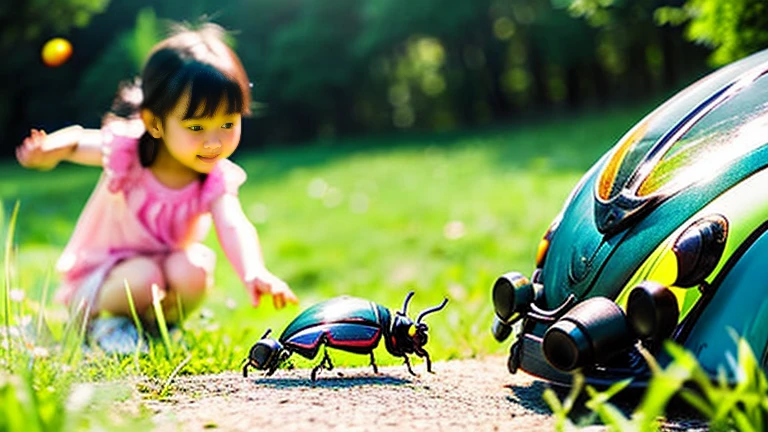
{"left": 0, "top": 104, "right": 651, "bottom": 371}
{"left": 0, "top": 102, "right": 659, "bottom": 428}
{"left": 545, "top": 339, "right": 768, "bottom": 431}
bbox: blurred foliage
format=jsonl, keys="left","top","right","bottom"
{"left": 2, "top": 0, "right": 768, "bottom": 153}
{"left": 74, "top": 8, "right": 161, "bottom": 122}
{"left": 0, "top": 0, "right": 109, "bottom": 48}
{"left": 656, "top": 0, "right": 768, "bottom": 66}
{"left": 0, "top": 0, "right": 110, "bottom": 153}
{"left": 563, "top": 0, "right": 768, "bottom": 67}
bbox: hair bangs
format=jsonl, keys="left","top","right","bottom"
{"left": 182, "top": 64, "right": 244, "bottom": 119}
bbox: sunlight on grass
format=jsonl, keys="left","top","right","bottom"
{"left": 0, "top": 107, "right": 651, "bottom": 371}
{"left": 0, "top": 104, "right": 676, "bottom": 428}
{"left": 2, "top": 201, "right": 18, "bottom": 370}
{"left": 150, "top": 284, "right": 173, "bottom": 359}
{"left": 545, "top": 340, "right": 768, "bottom": 432}
{"left": 0, "top": 201, "right": 152, "bottom": 431}
{"left": 3, "top": 102, "right": 765, "bottom": 429}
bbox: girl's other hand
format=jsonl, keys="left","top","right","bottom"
{"left": 16, "top": 128, "right": 77, "bottom": 170}
{"left": 248, "top": 271, "right": 299, "bottom": 309}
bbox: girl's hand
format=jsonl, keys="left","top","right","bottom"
{"left": 248, "top": 271, "right": 299, "bottom": 309}
{"left": 16, "top": 128, "right": 77, "bottom": 170}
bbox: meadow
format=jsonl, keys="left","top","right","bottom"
{"left": 1, "top": 103, "right": 653, "bottom": 358}
{"left": 0, "top": 100, "right": 685, "bottom": 429}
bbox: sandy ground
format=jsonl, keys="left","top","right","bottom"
{"left": 142, "top": 356, "right": 710, "bottom": 431}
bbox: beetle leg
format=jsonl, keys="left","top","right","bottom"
{"left": 414, "top": 347, "right": 434, "bottom": 373}
{"left": 415, "top": 347, "right": 434, "bottom": 373}
{"left": 241, "top": 358, "right": 250, "bottom": 378}
{"left": 369, "top": 352, "right": 379, "bottom": 374}
{"left": 311, "top": 364, "right": 321, "bottom": 381}
{"left": 323, "top": 349, "right": 334, "bottom": 371}
{"left": 311, "top": 352, "right": 328, "bottom": 381}
{"left": 424, "top": 351, "right": 433, "bottom": 373}
{"left": 311, "top": 348, "right": 334, "bottom": 381}
{"left": 403, "top": 355, "right": 416, "bottom": 376}
{"left": 267, "top": 363, "right": 280, "bottom": 377}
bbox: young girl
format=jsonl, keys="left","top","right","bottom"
{"left": 16, "top": 23, "right": 298, "bottom": 354}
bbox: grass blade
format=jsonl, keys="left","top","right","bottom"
{"left": 35, "top": 269, "right": 52, "bottom": 346}
{"left": 124, "top": 279, "right": 147, "bottom": 364}
{"left": 175, "top": 292, "right": 185, "bottom": 332}
{"left": 63, "top": 299, "right": 88, "bottom": 366}
{"left": 151, "top": 284, "right": 173, "bottom": 359}
{"left": 75, "top": 299, "right": 92, "bottom": 355}
{"left": 3, "top": 201, "right": 19, "bottom": 371}
{"left": 159, "top": 354, "right": 192, "bottom": 399}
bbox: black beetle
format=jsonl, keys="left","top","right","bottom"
{"left": 243, "top": 292, "right": 449, "bottom": 380}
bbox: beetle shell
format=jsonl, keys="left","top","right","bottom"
{"left": 279, "top": 296, "right": 392, "bottom": 359}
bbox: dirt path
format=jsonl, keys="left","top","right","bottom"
{"left": 145, "top": 356, "right": 707, "bottom": 431}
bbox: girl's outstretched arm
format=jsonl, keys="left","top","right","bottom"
{"left": 16, "top": 125, "right": 103, "bottom": 170}
{"left": 211, "top": 193, "right": 299, "bottom": 309}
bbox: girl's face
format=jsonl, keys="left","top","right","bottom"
{"left": 156, "top": 93, "right": 242, "bottom": 174}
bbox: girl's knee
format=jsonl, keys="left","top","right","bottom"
{"left": 124, "top": 256, "right": 166, "bottom": 294}
{"left": 99, "top": 256, "right": 165, "bottom": 314}
{"left": 164, "top": 244, "right": 215, "bottom": 298}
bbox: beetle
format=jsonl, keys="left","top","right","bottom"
{"left": 491, "top": 47, "right": 768, "bottom": 387}
{"left": 243, "top": 292, "right": 449, "bottom": 380}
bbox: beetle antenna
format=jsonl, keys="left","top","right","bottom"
{"left": 400, "top": 291, "right": 415, "bottom": 315}
{"left": 416, "top": 298, "right": 449, "bottom": 323}
{"left": 260, "top": 328, "right": 272, "bottom": 339}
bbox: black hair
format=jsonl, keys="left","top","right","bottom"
{"left": 105, "top": 22, "right": 251, "bottom": 167}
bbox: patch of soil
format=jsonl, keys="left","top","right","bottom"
{"left": 144, "top": 356, "right": 708, "bottom": 431}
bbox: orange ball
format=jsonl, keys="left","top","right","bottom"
{"left": 41, "top": 38, "right": 73, "bottom": 67}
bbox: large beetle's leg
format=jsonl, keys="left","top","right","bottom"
{"left": 403, "top": 355, "right": 416, "bottom": 375}
{"left": 369, "top": 352, "right": 379, "bottom": 374}
{"left": 507, "top": 340, "right": 521, "bottom": 374}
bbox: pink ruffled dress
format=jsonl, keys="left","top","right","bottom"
{"left": 55, "top": 120, "right": 247, "bottom": 312}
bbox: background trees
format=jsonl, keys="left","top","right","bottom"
{"left": 1, "top": 0, "right": 767, "bottom": 156}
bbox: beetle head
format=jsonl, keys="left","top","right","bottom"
{"left": 410, "top": 322, "right": 430, "bottom": 349}
{"left": 389, "top": 293, "right": 448, "bottom": 355}
{"left": 243, "top": 329, "right": 284, "bottom": 377}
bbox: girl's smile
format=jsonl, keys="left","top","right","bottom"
{"left": 196, "top": 154, "right": 221, "bottom": 163}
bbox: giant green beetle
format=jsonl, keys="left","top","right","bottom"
{"left": 492, "top": 47, "right": 768, "bottom": 386}
{"left": 244, "top": 292, "right": 448, "bottom": 380}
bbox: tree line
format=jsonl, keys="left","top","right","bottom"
{"left": 1, "top": 0, "right": 766, "bottom": 155}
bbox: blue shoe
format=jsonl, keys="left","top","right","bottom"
{"left": 88, "top": 316, "right": 148, "bottom": 355}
